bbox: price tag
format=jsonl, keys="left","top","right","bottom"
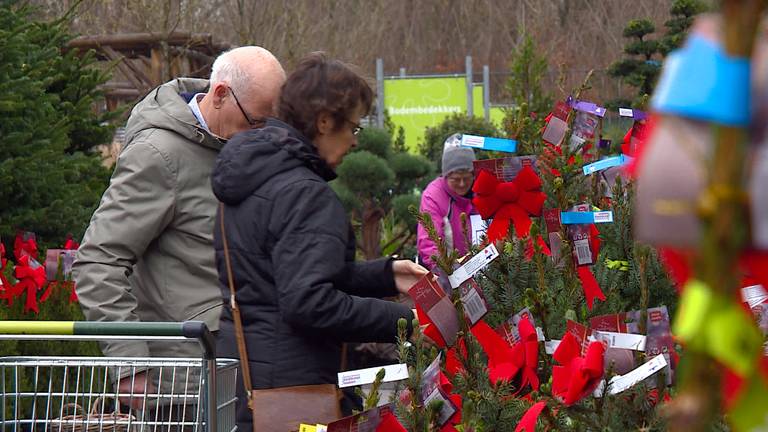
{"left": 338, "top": 364, "right": 409, "bottom": 388}
{"left": 448, "top": 243, "right": 499, "bottom": 288}
{"left": 458, "top": 278, "right": 489, "bottom": 326}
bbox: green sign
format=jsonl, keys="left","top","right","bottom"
{"left": 384, "top": 77, "right": 467, "bottom": 152}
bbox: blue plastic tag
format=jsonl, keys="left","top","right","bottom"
{"left": 652, "top": 35, "right": 750, "bottom": 127}
{"left": 560, "top": 211, "right": 614, "bottom": 224}
{"left": 582, "top": 155, "right": 632, "bottom": 175}
{"left": 461, "top": 134, "right": 518, "bottom": 153}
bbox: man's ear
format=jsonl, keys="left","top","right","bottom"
{"left": 211, "top": 83, "right": 229, "bottom": 108}
{"left": 316, "top": 111, "right": 333, "bottom": 135}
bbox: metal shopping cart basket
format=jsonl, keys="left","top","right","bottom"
{"left": 0, "top": 321, "right": 238, "bottom": 432}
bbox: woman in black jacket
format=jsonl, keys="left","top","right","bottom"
{"left": 211, "top": 53, "right": 424, "bottom": 431}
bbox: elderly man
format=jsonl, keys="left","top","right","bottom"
{"left": 73, "top": 46, "right": 285, "bottom": 399}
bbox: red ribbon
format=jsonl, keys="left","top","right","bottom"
{"left": 445, "top": 338, "right": 467, "bottom": 377}
{"left": 472, "top": 166, "right": 546, "bottom": 242}
{"left": 577, "top": 266, "right": 606, "bottom": 310}
{"left": 470, "top": 319, "right": 539, "bottom": 391}
{"left": 514, "top": 401, "right": 547, "bottom": 432}
{"left": 13, "top": 255, "right": 46, "bottom": 314}
{"left": 574, "top": 224, "right": 605, "bottom": 310}
{"left": 525, "top": 235, "right": 551, "bottom": 261}
{"left": 552, "top": 332, "right": 606, "bottom": 405}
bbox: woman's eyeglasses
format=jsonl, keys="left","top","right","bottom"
{"left": 229, "top": 87, "right": 265, "bottom": 128}
{"left": 345, "top": 119, "right": 363, "bottom": 136}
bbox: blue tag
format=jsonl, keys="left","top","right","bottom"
{"left": 561, "top": 211, "right": 614, "bottom": 224}
{"left": 461, "top": 134, "right": 517, "bottom": 153}
{"left": 582, "top": 155, "right": 632, "bottom": 175}
{"left": 652, "top": 35, "right": 750, "bottom": 127}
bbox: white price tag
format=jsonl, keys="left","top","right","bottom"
{"left": 592, "top": 331, "right": 646, "bottom": 351}
{"left": 595, "top": 354, "right": 668, "bottom": 396}
{"left": 741, "top": 284, "right": 768, "bottom": 308}
{"left": 619, "top": 108, "right": 634, "bottom": 117}
{"left": 337, "top": 364, "right": 409, "bottom": 388}
{"left": 545, "top": 339, "right": 561, "bottom": 355}
{"left": 448, "top": 243, "right": 499, "bottom": 288}
{"left": 593, "top": 211, "right": 614, "bottom": 223}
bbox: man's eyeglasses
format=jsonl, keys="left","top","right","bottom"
{"left": 229, "top": 86, "right": 265, "bottom": 128}
{"left": 345, "top": 119, "right": 363, "bottom": 136}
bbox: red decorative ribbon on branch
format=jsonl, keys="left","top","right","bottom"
{"left": 471, "top": 319, "right": 540, "bottom": 392}
{"left": 552, "top": 332, "right": 606, "bottom": 405}
{"left": 11, "top": 255, "right": 46, "bottom": 314}
{"left": 472, "top": 166, "right": 546, "bottom": 242}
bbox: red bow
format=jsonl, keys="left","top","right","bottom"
{"left": 14, "top": 232, "right": 38, "bottom": 261}
{"left": 63, "top": 235, "right": 79, "bottom": 250}
{"left": 552, "top": 332, "right": 606, "bottom": 405}
{"left": 472, "top": 166, "right": 546, "bottom": 242}
{"left": 575, "top": 224, "right": 605, "bottom": 310}
{"left": 471, "top": 319, "right": 539, "bottom": 391}
{"left": 12, "top": 255, "right": 47, "bottom": 314}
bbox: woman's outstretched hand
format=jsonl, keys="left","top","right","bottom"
{"left": 393, "top": 259, "right": 429, "bottom": 295}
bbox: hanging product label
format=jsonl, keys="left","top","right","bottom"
{"left": 560, "top": 211, "right": 614, "bottom": 224}
{"left": 448, "top": 243, "right": 499, "bottom": 288}
{"left": 460, "top": 134, "right": 518, "bottom": 153}
{"left": 591, "top": 331, "right": 646, "bottom": 351}
{"left": 337, "top": 364, "right": 409, "bottom": 388}
{"left": 594, "top": 354, "right": 668, "bottom": 396}
{"left": 583, "top": 155, "right": 632, "bottom": 175}
{"left": 458, "top": 278, "right": 489, "bottom": 326}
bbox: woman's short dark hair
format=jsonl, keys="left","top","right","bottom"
{"left": 277, "top": 52, "right": 373, "bottom": 140}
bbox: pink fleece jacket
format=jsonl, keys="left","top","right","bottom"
{"left": 417, "top": 176, "right": 477, "bottom": 271}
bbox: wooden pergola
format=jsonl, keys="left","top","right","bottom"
{"left": 68, "top": 32, "right": 232, "bottom": 110}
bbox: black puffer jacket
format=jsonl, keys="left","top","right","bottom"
{"left": 212, "top": 118, "right": 414, "bottom": 391}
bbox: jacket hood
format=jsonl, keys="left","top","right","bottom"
{"left": 212, "top": 118, "right": 336, "bottom": 204}
{"left": 123, "top": 78, "right": 222, "bottom": 151}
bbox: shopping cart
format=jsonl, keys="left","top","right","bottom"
{"left": 0, "top": 321, "right": 238, "bottom": 432}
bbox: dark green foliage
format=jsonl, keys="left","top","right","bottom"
{"left": 609, "top": 1, "right": 705, "bottom": 107}
{"left": 336, "top": 151, "right": 396, "bottom": 198}
{"left": 501, "top": 34, "right": 552, "bottom": 155}
{"left": 0, "top": 2, "right": 113, "bottom": 250}
{"left": 356, "top": 127, "right": 392, "bottom": 160}
{"left": 623, "top": 19, "right": 656, "bottom": 39}
{"left": 389, "top": 153, "right": 432, "bottom": 194}
{"left": 333, "top": 127, "right": 434, "bottom": 258}
{"left": 659, "top": 0, "right": 708, "bottom": 55}
{"left": 506, "top": 34, "right": 553, "bottom": 117}
{"left": 609, "top": 18, "right": 661, "bottom": 105}
{"left": 419, "top": 113, "right": 500, "bottom": 172}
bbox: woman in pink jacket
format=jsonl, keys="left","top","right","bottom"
{"left": 417, "top": 133, "right": 477, "bottom": 273}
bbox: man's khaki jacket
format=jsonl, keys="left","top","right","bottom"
{"left": 74, "top": 78, "right": 224, "bottom": 358}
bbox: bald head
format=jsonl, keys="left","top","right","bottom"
{"left": 200, "top": 46, "right": 285, "bottom": 139}
{"left": 210, "top": 46, "right": 285, "bottom": 111}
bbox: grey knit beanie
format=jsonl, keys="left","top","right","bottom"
{"left": 441, "top": 133, "right": 476, "bottom": 176}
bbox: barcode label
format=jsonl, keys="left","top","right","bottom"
{"left": 462, "top": 287, "right": 488, "bottom": 325}
{"left": 574, "top": 239, "right": 592, "bottom": 265}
